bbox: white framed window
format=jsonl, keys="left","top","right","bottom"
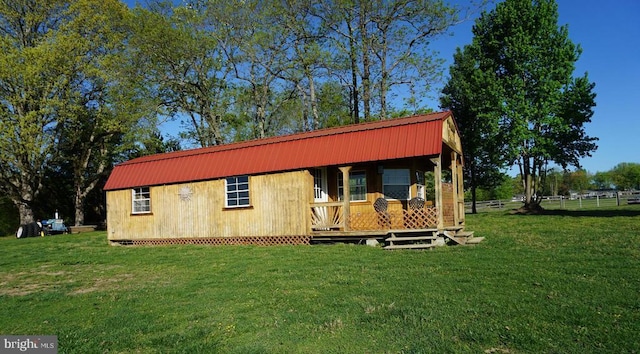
{"left": 383, "top": 169, "right": 410, "bottom": 200}
{"left": 338, "top": 171, "right": 367, "bottom": 201}
{"left": 132, "top": 187, "right": 151, "bottom": 214}
{"left": 226, "top": 175, "right": 250, "bottom": 207}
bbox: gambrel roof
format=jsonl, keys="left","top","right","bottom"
{"left": 104, "top": 111, "right": 458, "bottom": 191}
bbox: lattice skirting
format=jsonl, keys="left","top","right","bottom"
{"left": 349, "top": 208, "right": 439, "bottom": 231}
{"left": 110, "top": 235, "right": 311, "bottom": 246}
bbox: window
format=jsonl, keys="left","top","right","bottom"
{"left": 338, "top": 171, "right": 367, "bottom": 201}
{"left": 226, "top": 175, "right": 250, "bottom": 207}
{"left": 132, "top": 187, "right": 151, "bottom": 214}
{"left": 383, "top": 169, "right": 410, "bottom": 200}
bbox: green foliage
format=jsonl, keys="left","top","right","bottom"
{"left": 1, "top": 208, "right": 640, "bottom": 352}
{"left": 128, "top": 2, "right": 234, "bottom": 147}
{"left": 592, "top": 170, "right": 613, "bottom": 190}
{"left": 316, "top": 81, "right": 352, "bottom": 128}
{"left": 0, "top": 197, "right": 18, "bottom": 236}
{"left": 564, "top": 168, "right": 591, "bottom": 193}
{"left": 0, "top": 0, "right": 148, "bottom": 225}
{"left": 444, "top": 0, "right": 597, "bottom": 210}
{"left": 441, "top": 24, "right": 509, "bottom": 211}
{"left": 610, "top": 162, "right": 640, "bottom": 190}
{"left": 0, "top": 0, "right": 71, "bottom": 223}
{"left": 465, "top": 174, "right": 515, "bottom": 201}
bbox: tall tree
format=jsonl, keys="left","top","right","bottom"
{"left": 129, "top": 1, "right": 233, "bottom": 147}
{"left": 369, "top": 0, "right": 457, "bottom": 119}
{"left": 211, "top": 0, "right": 295, "bottom": 139}
{"left": 449, "top": 0, "right": 597, "bottom": 211}
{"left": 57, "top": 0, "right": 147, "bottom": 226}
{"left": 319, "top": 0, "right": 461, "bottom": 121}
{"left": 441, "top": 45, "right": 504, "bottom": 213}
{"left": 0, "top": 0, "right": 74, "bottom": 224}
{"left": 274, "top": 0, "right": 331, "bottom": 131}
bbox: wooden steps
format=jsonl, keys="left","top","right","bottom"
{"left": 443, "top": 230, "right": 484, "bottom": 245}
{"left": 384, "top": 243, "right": 436, "bottom": 250}
{"left": 383, "top": 231, "right": 439, "bottom": 250}
{"left": 384, "top": 229, "right": 483, "bottom": 250}
{"left": 465, "top": 236, "right": 485, "bottom": 244}
{"left": 386, "top": 235, "right": 436, "bottom": 242}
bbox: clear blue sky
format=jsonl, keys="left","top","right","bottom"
{"left": 125, "top": 0, "right": 639, "bottom": 174}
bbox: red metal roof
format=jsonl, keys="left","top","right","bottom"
{"left": 104, "top": 111, "right": 453, "bottom": 191}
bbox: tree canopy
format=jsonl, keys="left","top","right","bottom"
{"left": 0, "top": 0, "right": 467, "bottom": 228}
{"left": 441, "top": 0, "right": 597, "bottom": 211}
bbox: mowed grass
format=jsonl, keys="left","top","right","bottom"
{"left": 1, "top": 207, "right": 639, "bottom": 353}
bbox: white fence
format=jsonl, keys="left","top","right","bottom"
{"left": 465, "top": 191, "right": 640, "bottom": 213}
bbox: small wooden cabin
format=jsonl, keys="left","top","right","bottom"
{"left": 103, "top": 111, "right": 480, "bottom": 249}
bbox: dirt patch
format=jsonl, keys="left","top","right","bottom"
{"left": 0, "top": 264, "right": 137, "bottom": 297}
{"left": 509, "top": 203, "right": 545, "bottom": 215}
{"left": 68, "top": 274, "right": 135, "bottom": 295}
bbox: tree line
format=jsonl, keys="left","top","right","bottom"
{"left": 2, "top": 0, "right": 626, "bottom": 233}
{"left": 1, "top": 0, "right": 475, "bottom": 229}
{"left": 469, "top": 163, "right": 640, "bottom": 202}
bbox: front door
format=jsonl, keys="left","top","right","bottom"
{"left": 312, "top": 168, "right": 329, "bottom": 229}
{"left": 313, "top": 168, "right": 328, "bottom": 202}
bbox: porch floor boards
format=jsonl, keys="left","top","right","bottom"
{"left": 311, "top": 228, "right": 439, "bottom": 239}
{"left": 311, "top": 227, "right": 482, "bottom": 249}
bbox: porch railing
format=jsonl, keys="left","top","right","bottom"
{"left": 310, "top": 202, "right": 345, "bottom": 230}
{"left": 310, "top": 202, "right": 438, "bottom": 232}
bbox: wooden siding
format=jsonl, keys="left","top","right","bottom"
{"left": 106, "top": 170, "right": 311, "bottom": 241}
{"left": 442, "top": 116, "right": 462, "bottom": 154}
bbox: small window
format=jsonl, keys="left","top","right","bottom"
{"left": 338, "top": 171, "right": 367, "bottom": 201}
{"left": 226, "top": 175, "right": 250, "bottom": 207}
{"left": 132, "top": 187, "right": 151, "bottom": 214}
{"left": 383, "top": 169, "right": 410, "bottom": 200}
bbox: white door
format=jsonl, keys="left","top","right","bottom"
{"left": 313, "top": 168, "right": 328, "bottom": 202}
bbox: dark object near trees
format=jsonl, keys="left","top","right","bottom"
{"left": 15, "top": 219, "right": 68, "bottom": 238}
{"left": 16, "top": 222, "right": 43, "bottom": 238}
{"left": 42, "top": 219, "right": 69, "bottom": 235}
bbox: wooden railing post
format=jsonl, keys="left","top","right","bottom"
{"left": 451, "top": 151, "right": 459, "bottom": 226}
{"left": 430, "top": 157, "right": 444, "bottom": 231}
{"left": 339, "top": 166, "right": 352, "bottom": 231}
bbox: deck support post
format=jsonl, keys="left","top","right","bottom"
{"left": 430, "top": 157, "right": 444, "bottom": 231}
{"left": 451, "top": 151, "right": 459, "bottom": 226}
{"left": 339, "top": 166, "right": 352, "bottom": 231}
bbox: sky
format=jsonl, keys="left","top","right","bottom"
{"left": 427, "top": 0, "right": 640, "bottom": 174}
{"left": 124, "top": 0, "right": 640, "bottom": 174}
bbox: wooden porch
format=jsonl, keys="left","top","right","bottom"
{"left": 309, "top": 202, "right": 482, "bottom": 249}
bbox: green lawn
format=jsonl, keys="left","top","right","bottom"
{"left": 1, "top": 206, "right": 639, "bottom": 353}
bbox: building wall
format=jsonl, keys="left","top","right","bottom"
{"left": 106, "top": 170, "right": 311, "bottom": 241}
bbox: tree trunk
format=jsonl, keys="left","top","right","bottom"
{"left": 349, "top": 37, "right": 360, "bottom": 124}
{"left": 74, "top": 185, "right": 85, "bottom": 227}
{"left": 308, "top": 70, "right": 319, "bottom": 130}
{"left": 470, "top": 164, "right": 478, "bottom": 214}
{"left": 521, "top": 164, "right": 543, "bottom": 212}
{"left": 14, "top": 199, "right": 34, "bottom": 225}
{"left": 379, "top": 40, "right": 388, "bottom": 120}
{"left": 359, "top": 4, "right": 371, "bottom": 121}
{"left": 471, "top": 186, "right": 478, "bottom": 214}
